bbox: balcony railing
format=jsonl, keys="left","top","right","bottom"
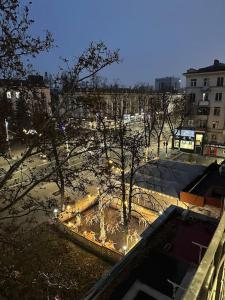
{"left": 183, "top": 211, "right": 225, "bottom": 300}
{"left": 199, "top": 100, "right": 210, "bottom": 106}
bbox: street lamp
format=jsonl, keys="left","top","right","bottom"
{"left": 53, "top": 208, "right": 58, "bottom": 218}
{"left": 123, "top": 245, "right": 127, "bottom": 255}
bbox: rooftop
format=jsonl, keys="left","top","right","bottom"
{"left": 133, "top": 160, "right": 206, "bottom": 198}
{"left": 85, "top": 206, "right": 218, "bottom": 300}
{"left": 185, "top": 161, "right": 225, "bottom": 199}
{"left": 0, "top": 75, "right": 47, "bottom": 87}
{"left": 184, "top": 59, "right": 225, "bottom": 75}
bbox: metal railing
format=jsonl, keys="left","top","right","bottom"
{"left": 183, "top": 211, "right": 225, "bottom": 300}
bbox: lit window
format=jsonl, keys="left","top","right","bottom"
{"left": 6, "top": 91, "right": 11, "bottom": 99}
{"left": 202, "top": 93, "right": 208, "bottom": 101}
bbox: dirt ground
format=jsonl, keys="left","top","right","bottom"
{"left": 0, "top": 223, "right": 112, "bottom": 300}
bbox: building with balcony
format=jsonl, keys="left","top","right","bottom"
{"left": 181, "top": 59, "right": 225, "bottom": 157}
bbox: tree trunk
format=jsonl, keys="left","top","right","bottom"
{"left": 157, "top": 135, "right": 161, "bottom": 157}
{"left": 51, "top": 135, "right": 65, "bottom": 211}
{"left": 99, "top": 197, "right": 106, "bottom": 244}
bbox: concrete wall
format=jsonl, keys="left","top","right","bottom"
{"left": 180, "top": 191, "right": 223, "bottom": 209}
{"left": 54, "top": 221, "right": 122, "bottom": 264}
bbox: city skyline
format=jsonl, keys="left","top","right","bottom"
{"left": 29, "top": 0, "right": 225, "bottom": 86}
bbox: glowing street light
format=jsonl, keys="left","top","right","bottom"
{"left": 53, "top": 208, "right": 58, "bottom": 218}
{"left": 123, "top": 245, "right": 127, "bottom": 255}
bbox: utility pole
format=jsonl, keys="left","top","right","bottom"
{"left": 5, "top": 119, "right": 12, "bottom": 158}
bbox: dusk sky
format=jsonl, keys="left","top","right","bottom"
{"left": 30, "top": 0, "right": 225, "bottom": 86}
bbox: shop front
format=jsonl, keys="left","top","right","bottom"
{"left": 204, "top": 144, "right": 225, "bottom": 158}
{"left": 173, "top": 129, "right": 205, "bottom": 154}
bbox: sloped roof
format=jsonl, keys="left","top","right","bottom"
{"left": 184, "top": 59, "right": 225, "bottom": 75}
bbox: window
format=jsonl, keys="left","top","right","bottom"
{"left": 203, "top": 78, "right": 208, "bottom": 86}
{"left": 214, "top": 107, "right": 221, "bottom": 116}
{"left": 217, "top": 77, "right": 224, "bottom": 87}
{"left": 188, "top": 119, "right": 194, "bottom": 126}
{"left": 215, "top": 93, "right": 222, "bottom": 101}
{"left": 189, "top": 93, "right": 195, "bottom": 102}
{"left": 191, "top": 79, "right": 197, "bottom": 87}
{"left": 199, "top": 120, "right": 207, "bottom": 129}
{"left": 212, "top": 121, "right": 219, "bottom": 129}
{"left": 197, "top": 107, "right": 210, "bottom": 115}
{"left": 202, "top": 93, "right": 208, "bottom": 101}
{"left": 211, "top": 134, "right": 217, "bottom": 141}
{"left": 6, "top": 91, "right": 11, "bottom": 99}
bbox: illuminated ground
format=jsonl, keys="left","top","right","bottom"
{"left": 66, "top": 206, "right": 147, "bottom": 252}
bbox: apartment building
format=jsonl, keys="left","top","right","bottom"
{"left": 177, "top": 59, "right": 225, "bottom": 157}
{"left": 0, "top": 75, "right": 52, "bottom": 150}
{"left": 155, "top": 76, "right": 181, "bottom": 91}
{"left": 0, "top": 75, "right": 52, "bottom": 116}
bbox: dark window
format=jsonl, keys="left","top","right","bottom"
{"left": 203, "top": 78, "right": 208, "bottom": 86}
{"left": 215, "top": 93, "right": 222, "bottom": 101}
{"left": 191, "top": 79, "right": 197, "bottom": 87}
{"left": 211, "top": 134, "right": 217, "bottom": 141}
{"left": 189, "top": 93, "right": 196, "bottom": 102}
{"left": 217, "top": 77, "right": 224, "bottom": 87}
{"left": 214, "top": 107, "right": 220, "bottom": 116}
{"left": 197, "top": 107, "right": 210, "bottom": 115}
{"left": 199, "top": 120, "right": 207, "bottom": 129}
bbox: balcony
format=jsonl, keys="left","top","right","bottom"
{"left": 183, "top": 211, "right": 225, "bottom": 300}
{"left": 197, "top": 107, "right": 210, "bottom": 115}
{"left": 199, "top": 100, "right": 209, "bottom": 106}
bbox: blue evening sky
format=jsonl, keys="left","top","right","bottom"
{"left": 29, "top": 0, "right": 225, "bottom": 86}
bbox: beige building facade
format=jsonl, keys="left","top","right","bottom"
{"left": 182, "top": 59, "right": 225, "bottom": 157}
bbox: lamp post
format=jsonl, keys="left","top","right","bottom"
{"left": 5, "top": 119, "right": 12, "bottom": 158}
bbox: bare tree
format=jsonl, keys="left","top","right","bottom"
{"left": 85, "top": 93, "right": 164, "bottom": 242}
{"left": 153, "top": 93, "right": 170, "bottom": 157}
{"left": 0, "top": 0, "right": 53, "bottom": 79}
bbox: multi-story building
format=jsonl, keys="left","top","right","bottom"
{"left": 175, "top": 60, "right": 225, "bottom": 157}
{"left": 0, "top": 75, "right": 52, "bottom": 116}
{"left": 0, "top": 75, "right": 52, "bottom": 151}
{"left": 155, "top": 76, "right": 181, "bottom": 91}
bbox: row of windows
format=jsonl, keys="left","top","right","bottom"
{"left": 189, "top": 119, "right": 220, "bottom": 129}
{"left": 197, "top": 107, "right": 221, "bottom": 116}
{"left": 6, "top": 91, "right": 20, "bottom": 99}
{"left": 189, "top": 92, "right": 223, "bottom": 102}
{"left": 191, "top": 77, "right": 224, "bottom": 87}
